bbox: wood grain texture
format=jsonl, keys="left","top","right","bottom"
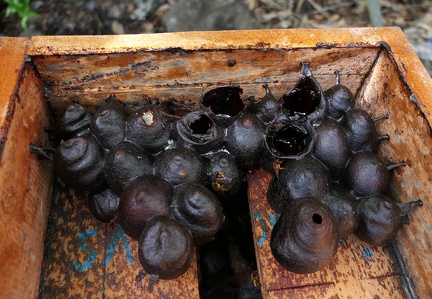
{"left": 0, "top": 64, "right": 54, "bottom": 299}
{"left": 1, "top": 28, "right": 432, "bottom": 299}
{"left": 245, "top": 34, "right": 432, "bottom": 298}
{"left": 39, "top": 187, "right": 200, "bottom": 299}
{"left": 0, "top": 37, "right": 28, "bottom": 155}
{"left": 267, "top": 276, "right": 404, "bottom": 299}
{"left": 28, "top": 27, "right": 432, "bottom": 127}
{"left": 31, "top": 47, "right": 378, "bottom": 117}
{"left": 373, "top": 28, "right": 432, "bottom": 126}
{"left": 358, "top": 50, "right": 432, "bottom": 299}
{"left": 27, "top": 28, "right": 392, "bottom": 55}
{"left": 247, "top": 169, "right": 405, "bottom": 299}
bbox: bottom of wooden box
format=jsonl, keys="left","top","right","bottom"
{"left": 40, "top": 170, "right": 415, "bottom": 299}
{"left": 39, "top": 179, "right": 262, "bottom": 299}
{"left": 247, "top": 169, "right": 414, "bottom": 299}
{"left": 39, "top": 182, "right": 200, "bottom": 298}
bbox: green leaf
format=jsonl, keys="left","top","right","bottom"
{"left": 5, "top": 6, "right": 17, "bottom": 17}
{"left": 3, "top": 0, "right": 40, "bottom": 31}
{"left": 21, "top": 15, "right": 29, "bottom": 31}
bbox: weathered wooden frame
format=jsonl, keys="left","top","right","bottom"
{"left": 0, "top": 27, "right": 431, "bottom": 298}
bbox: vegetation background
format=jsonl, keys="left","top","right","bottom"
{"left": 1, "top": 1, "right": 430, "bottom": 298}
{"left": 0, "top": 0, "right": 431, "bottom": 75}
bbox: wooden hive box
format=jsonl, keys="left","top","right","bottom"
{"left": 0, "top": 27, "right": 431, "bottom": 299}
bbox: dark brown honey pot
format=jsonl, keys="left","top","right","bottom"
{"left": 31, "top": 60, "right": 423, "bottom": 289}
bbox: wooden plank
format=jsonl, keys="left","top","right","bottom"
{"left": 246, "top": 40, "right": 432, "bottom": 298}
{"left": 0, "top": 28, "right": 429, "bottom": 298}
{"left": 373, "top": 27, "right": 432, "bottom": 126}
{"left": 31, "top": 47, "right": 379, "bottom": 116}
{"left": 32, "top": 48, "right": 376, "bottom": 90}
{"left": 26, "top": 27, "right": 419, "bottom": 117}
{"left": 0, "top": 37, "right": 28, "bottom": 154}
{"left": 358, "top": 50, "right": 432, "bottom": 299}
{"left": 0, "top": 63, "right": 54, "bottom": 299}
{"left": 40, "top": 186, "right": 200, "bottom": 299}
{"left": 40, "top": 189, "right": 105, "bottom": 298}
{"left": 247, "top": 169, "right": 405, "bottom": 298}
{"left": 267, "top": 276, "right": 404, "bottom": 299}
{"left": 27, "top": 28, "right": 391, "bottom": 56}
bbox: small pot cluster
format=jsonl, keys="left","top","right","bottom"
{"left": 49, "top": 90, "right": 264, "bottom": 291}
{"left": 41, "top": 62, "right": 423, "bottom": 287}
{"left": 266, "top": 64, "right": 423, "bottom": 275}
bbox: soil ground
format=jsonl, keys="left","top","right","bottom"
{"left": 0, "top": 0, "right": 431, "bottom": 73}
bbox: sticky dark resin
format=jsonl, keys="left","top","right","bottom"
{"left": 280, "top": 62, "right": 325, "bottom": 122}
{"left": 88, "top": 188, "right": 120, "bottom": 223}
{"left": 227, "top": 60, "right": 237, "bottom": 67}
{"left": 270, "top": 197, "right": 339, "bottom": 274}
{"left": 271, "top": 124, "right": 308, "bottom": 157}
{"left": 171, "top": 182, "right": 224, "bottom": 246}
{"left": 54, "top": 135, "right": 106, "bottom": 192}
{"left": 118, "top": 175, "right": 173, "bottom": 240}
{"left": 189, "top": 114, "right": 213, "bottom": 135}
{"left": 175, "top": 109, "right": 223, "bottom": 154}
{"left": 57, "top": 103, "right": 92, "bottom": 139}
{"left": 137, "top": 215, "right": 194, "bottom": 292}
{"left": 202, "top": 86, "right": 245, "bottom": 127}
{"left": 29, "top": 144, "right": 55, "bottom": 161}
{"left": 248, "top": 84, "right": 280, "bottom": 124}
{"left": 355, "top": 195, "right": 423, "bottom": 246}
{"left": 265, "top": 115, "right": 314, "bottom": 160}
{"left": 91, "top": 98, "right": 127, "bottom": 149}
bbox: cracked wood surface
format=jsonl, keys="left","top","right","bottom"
{"left": 39, "top": 187, "right": 200, "bottom": 299}
{"left": 1, "top": 28, "right": 432, "bottom": 298}
{"left": 248, "top": 169, "right": 405, "bottom": 299}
